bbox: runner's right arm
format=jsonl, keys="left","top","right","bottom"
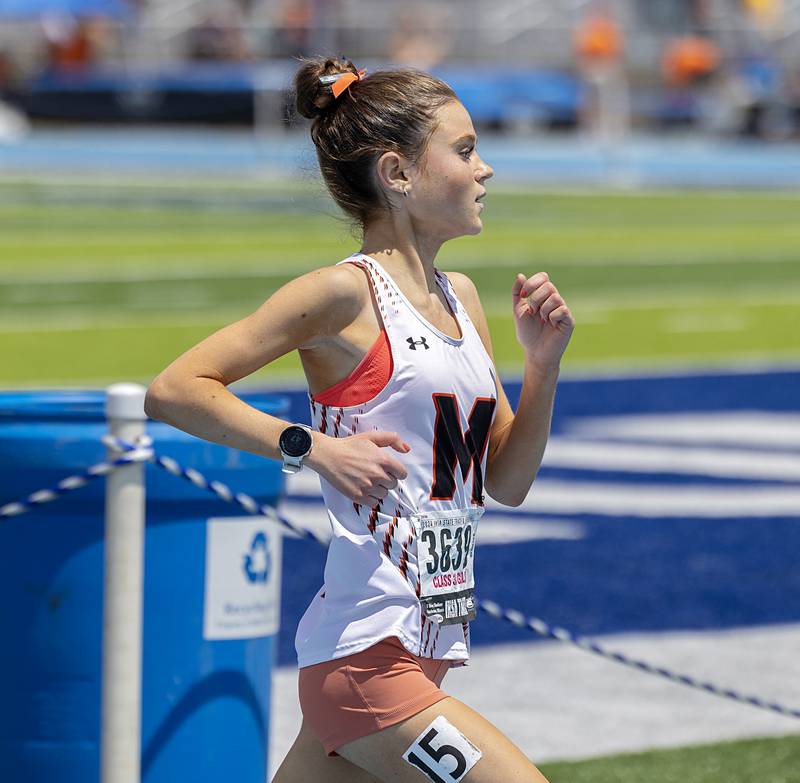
{"left": 144, "top": 264, "right": 408, "bottom": 505}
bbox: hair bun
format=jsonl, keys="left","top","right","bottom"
{"left": 294, "top": 56, "right": 360, "bottom": 120}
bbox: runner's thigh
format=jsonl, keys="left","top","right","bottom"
{"left": 336, "top": 695, "right": 550, "bottom": 782}
{"left": 271, "top": 719, "right": 382, "bottom": 783}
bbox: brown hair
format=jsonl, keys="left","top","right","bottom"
{"left": 293, "top": 56, "right": 458, "bottom": 235}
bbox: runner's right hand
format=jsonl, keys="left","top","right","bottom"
{"left": 307, "top": 431, "right": 410, "bottom": 506}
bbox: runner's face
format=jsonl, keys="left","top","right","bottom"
{"left": 409, "top": 101, "right": 493, "bottom": 241}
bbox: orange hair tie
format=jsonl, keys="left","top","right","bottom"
{"left": 331, "top": 68, "right": 367, "bottom": 99}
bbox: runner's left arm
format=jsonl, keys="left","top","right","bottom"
{"left": 446, "top": 271, "right": 574, "bottom": 507}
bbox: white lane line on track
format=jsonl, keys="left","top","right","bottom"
{"left": 5, "top": 169, "right": 800, "bottom": 199}
{"left": 268, "top": 623, "right": 800, "bottom": 776}
{"left": 503, "top": 481, "right": 800, "bottom": 518}
{"left": 565, "top": 413, "right": 800, "bottom": 450}
{"left": 475, "top": 515, "right": 586, "bottom": 543}
{"left": 665, "top": 312, "right": 750, "bottom": 333}
{"left": 5, "top": 292, "right": 796, "bottom": 333}
{"left": 276, "top": 500, "right": 586, "bottom": 544}
{"left": 541, "top": 439, "right": 800, "bottom": 481}
{"left": 0, "top": 266, "right": 305, "bottom": 286}
{"left": 125, "top": 284, "right": 213, "bottom": 309}
{"left": 285, "top": 470, "right": 800, "bottom": 519}
{"left": 3, "top": 263, "right": 800, "bottom": 297}
{"left": 7, "top": 255, "right": 800, "bottom": 286}
{"left": 0, "top": 312, "right": 245, "bottom": 333}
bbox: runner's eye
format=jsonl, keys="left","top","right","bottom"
{"left": 460, "top": 147, "right": 474, "bottom": 159}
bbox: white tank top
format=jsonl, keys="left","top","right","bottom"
{"left": 295, "top": 253, "right": 498, "bottom": 668}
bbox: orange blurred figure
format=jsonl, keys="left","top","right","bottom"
{"left": 574, "top": 12, "right": 629, "bottom": 148}
{"left": 574, "top": 15, "right": 623, "bottom": 64}
{"left": 662, "top": 36, "right": 721, "bottom": 87}
{"left": 47, "top": 23, "right": 93, "bottom": 72}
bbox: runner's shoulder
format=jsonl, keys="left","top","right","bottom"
{"left": 285, "top": 261, "right": 368, "bottom": 339}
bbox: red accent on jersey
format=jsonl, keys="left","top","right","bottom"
{"left": 368, "top": 501, "right": 380, "bottom": 533}
{"left": 311, "top": 328, "right": 393, "bottom": 407}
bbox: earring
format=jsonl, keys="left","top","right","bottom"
{"left": 402, "top": 189, "right": 408, "bottom": 198}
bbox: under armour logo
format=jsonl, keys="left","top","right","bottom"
{"left": 407, "top": 336, "right": 429, "bottom": 350}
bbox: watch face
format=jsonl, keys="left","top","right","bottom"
{"left": 280, "top": 426, "right": 312, "bottom": 458}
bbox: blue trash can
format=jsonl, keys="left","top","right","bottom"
{"left": 0, "top": 388, "right": 289, "bottom": 783}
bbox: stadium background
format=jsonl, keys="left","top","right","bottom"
{"left": 1, "top": 0, "right": 799, "bottom": 781}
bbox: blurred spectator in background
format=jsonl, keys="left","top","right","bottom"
{"left": 662, "top": 35, "right": 721, "bottom": 88}
{"left": 42, "top": 13, "right": 94, "bottom": 73}
{"left": 187, "top": 0, "right": 254, "bottom": 61}
{"left": 270, "top": 0, "right": 313, "bottom": 58}
{"left": 388, "top": 3, "right": 453, "bottom": 70}
{"left": 0, "top": 48, "right": 29, "bottom": 140}
{"left": 41, "top": 13, "right": 118, "bottom": 74}
{"left": 574, "top": 4, "right": 630, "bottom": 146}
{"left": 659, "top": 35, "right": 721, "bottom": 130}
{"left": 742, "top": 0, "right": 783, "bottom": 32}
{"left": 731, "top": 0, "right": 796, "bottom": 139}
{"left": 0, "top": 50, "right": 14, "bottom": 91}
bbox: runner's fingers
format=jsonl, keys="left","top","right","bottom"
{"left": 547, "top": 303, "right": 574, "bottom": 326}
{"left": 514, "top": 296, "right": 533, "bottom": 321}
{"left": 368, "top": 484, "right": 389, "bottom": 501}
{"left": 526, "top": 282, "right": 557, "bottom": 312}
{"left": 538, "top": 292, "right": 565, "bottom": 320}
{"left": 384, "top": 459, "right": 408, "bottom": 482}
{"left": 355, "top": 489, "right": 380, "bottom": 505}
{"left": 518, "top": 271, "right": 549, "bottom": 299}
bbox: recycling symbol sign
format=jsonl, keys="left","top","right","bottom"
{"left": 242, "top": 531, "right": 271, "bottom": 584}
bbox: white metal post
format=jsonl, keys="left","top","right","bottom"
{"left": 101, "top": 383, "right": 148, "bottom": 783}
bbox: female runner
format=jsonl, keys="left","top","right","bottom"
{"left": 145, "top": 57, "right": 574, "bottom": 783}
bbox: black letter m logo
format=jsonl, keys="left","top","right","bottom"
{"left": 430, "top": 393, "right": 496, "bottom": 504}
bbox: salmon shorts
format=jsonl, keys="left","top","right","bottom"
{"left": 298, "top": 635, "right": 453, "bottom": 756}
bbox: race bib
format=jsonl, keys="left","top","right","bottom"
{"left": 412, "top": 507, "right": 482, "bottom": 625}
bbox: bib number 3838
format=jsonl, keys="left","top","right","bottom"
{"left": 413, "top": 507, "right": 482, "bottom": 625}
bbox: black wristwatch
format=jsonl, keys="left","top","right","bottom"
{"left": 278, "top": 424, "right": 313, "bottom": 474}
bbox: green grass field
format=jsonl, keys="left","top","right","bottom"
{"left": 1, "top": 183, "right": 799, "bottom": 386}
{"left": 539, "top": 734, "right": 800, "bottom": 783}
